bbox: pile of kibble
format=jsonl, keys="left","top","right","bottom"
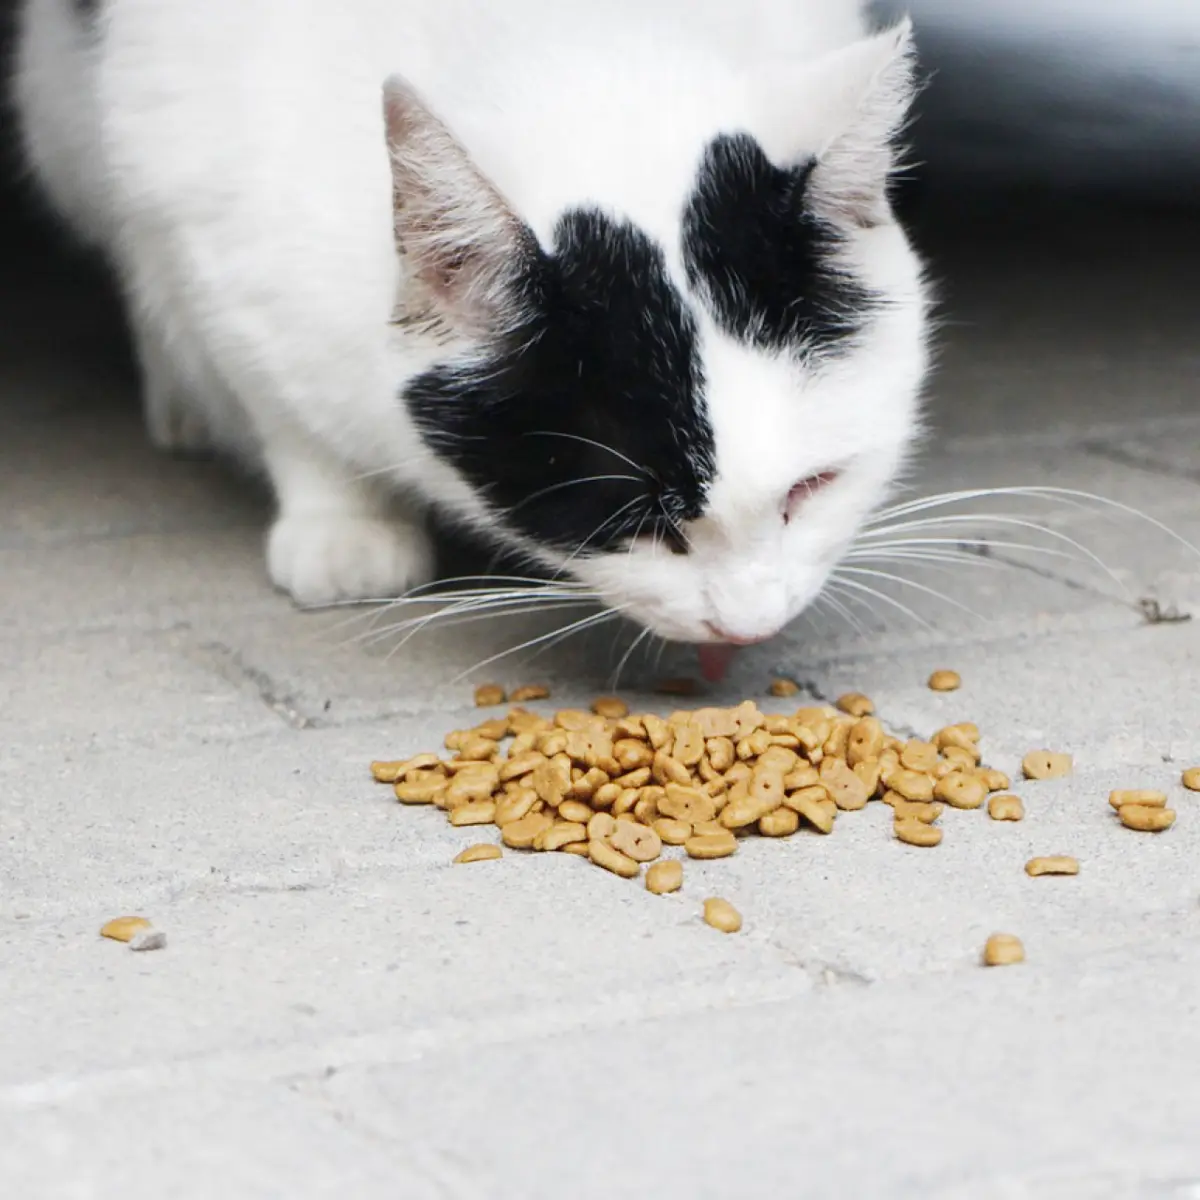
{"left": 371, "top": 673, "right": 1195, "bottom": 955}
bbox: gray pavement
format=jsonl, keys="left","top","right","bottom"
{"left": 3, "top": 204, "right": 1200, "bottom": 1199}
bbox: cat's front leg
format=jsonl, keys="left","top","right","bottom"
{"left": 259, "top": 421, "right": 434, "bottom": 607}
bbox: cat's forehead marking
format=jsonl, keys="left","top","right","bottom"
{"left": 682, "top": 133, "right": 878, "bottom": 356}
{"left": 405, "top": 207, "right": 717, "bottom": 553}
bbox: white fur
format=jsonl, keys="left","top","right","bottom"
{"left": 11, "top": 0, "right": 930, "bottom": 639}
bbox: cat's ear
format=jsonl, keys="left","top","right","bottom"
{"left": 384, "top": 77, "right": 536, "bottom": 336}
{"left": 758, "top": 20, "right": 918, "bottom": 228}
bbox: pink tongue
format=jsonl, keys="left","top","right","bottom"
{"left": 697, "top": 643, "right": 739, "bottom": 683}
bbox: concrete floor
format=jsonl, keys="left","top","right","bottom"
{"left": 2, "top": 200, "right": 1199, "bottom": 1199}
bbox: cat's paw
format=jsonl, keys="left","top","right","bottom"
{"left": 266, "top": 514, "right": 434, "bottom": 606}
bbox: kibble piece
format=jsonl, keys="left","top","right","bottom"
{"left": 702, "top": 897, "right": 742, "bottom": 933}
{"left": 785, "top": 788, "right": 836, "bottom": 834}
{"left": 100, "top": 916, "right": 153, "bottom": 943}
{"left": 610, "top": 821, "right": 664, "bottom": 863}
{"left": 980, "top": 768, "right": 1011, "bottom": 792}
{"left": 558, "top": 799, "right": 595, "bottom": 824}
{"left": 1118, "top": 805, "right": 1176, "bottom": 832}
{"left": 561, "top": 842, "right": 591, "bottom": 857}
{"left": 510, "top": 684, "right": 551, "bottom": 704}
{"left": 927, "top": 669, "right": 962, "bottom": 692}
{"left": 685, "top": 830, "right": 739, "bottom": 859}
{"left": 494, "top": 789, "right": 537, "bottom": 826}
{"left": 894, "top": 819, "right": 943, "bottom": 847}
{"left": 535, "top": 822, "right": 589, "bottom": 851}
{"left": 768, "top": 677, "right": 800, "bottom": 698}
{"left": 1183, "top": 767, "right": 1200, "bottom": 792}
{"left": 759, "top": 807, "right": 801, "bottom": 837}
{"left": 588, "top": 838, "right": 641, "bottom": 878}
{"left": 899, "top": 739, "right": 940, "bottom": 774}
{"left": 453, "top": 843, "right": 503, "bottom": 864}
{"left": 934, "top": 772, "right": 987, "bottom": 810}
{"left": 892, "top": 800, "right": 943, "bottom": 824}
{"left": 983, "top": 933, "right": 1024, "bottom": 967}
{"left": 888, "top": 768, "right": 935, "bottom": 803}
{"left": 474, "top": 683, "right": 507, "bottom": 707}
{"left": 1022, "top": 750, "right": 1073, "bottom": 780}
{"left": 646, "top": 860, "right": 684, "bottom": 895}
{"left": 1025, "top": 855, "right": 1079, "bottom": 877}
{"left": 846, "top": 717, "right": 885, "bottom": 767}
{"left": 659, "top": 784, "right": 716, "bottom": 826}
{"left": 394, "top": 775, "right": 447, "bottom": 804}
{"left": 448, "top": 800, "right": 497, "bottom": 827}
{"left": 836, "top": 692, "right": 874, "bottom": 718}
{"left": 987, "top": 794, "right": 1025, "bottom": 821}
{"left": 587, "top": 812, "right": 618, "bottom": 841}
{"left": 1108, "top": 789, "right": 1167, "bottom": 811}
{"left": 501, "top": 812, "right": 555, "bottom": 849}
{"left": 591, "top": 695, "right": 629, "bottom": 719}
{"left": 649, "top": 818, "right": 688, "bottom": 846}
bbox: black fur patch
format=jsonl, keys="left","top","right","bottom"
{"left": 682, "top": 134, "right": 876, "bottom": 355}
{"left": 405, "top": 209, "right": 715, "bottom": 555}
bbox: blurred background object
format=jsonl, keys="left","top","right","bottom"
{"left": 875, "top": 0, "right": 1200, "bottom": 204}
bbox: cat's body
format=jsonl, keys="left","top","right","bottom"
{"left": 13, "top": 0, "right": 930, "bottom": 652}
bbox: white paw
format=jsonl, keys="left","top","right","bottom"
{"left": 266, "top": 514, "right": 435, "bottom": 606}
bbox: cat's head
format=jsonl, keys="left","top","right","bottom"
{"left": 392, "top": 20, "right": 930, "bottom": 648}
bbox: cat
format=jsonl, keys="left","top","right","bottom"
{"left": 12, "top": 0, "right": 930, "bottom": 674}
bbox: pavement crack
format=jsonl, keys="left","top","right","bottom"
{"left": 196, "top": 641, "right": 318, "bottom": 730}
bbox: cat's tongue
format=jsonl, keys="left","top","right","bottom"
{"left": 697, "top": 643, "right": 739, "bottom": 683}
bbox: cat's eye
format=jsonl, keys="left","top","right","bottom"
{"left": 783, "top": 470, "right": 840, "bottom": 523}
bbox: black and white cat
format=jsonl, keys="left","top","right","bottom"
{"left": 13, "top": 0, "right": 930, "bottom": 671}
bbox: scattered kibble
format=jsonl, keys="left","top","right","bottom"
{"left": 473, "top": 683, "right": 507, "bottom": 707}
{"left": 836, "top": 692, "right": 874, "bottom": 718}
{"left": 703, "top": 897, "right": 742, "bottom": 933}
{"left": 928, "top": 669, "right": 962, "bottom": 692}
{"left": 454, "top": 843, "right": 503, "bottom": 864}
{"left": 1180, "top": 767, "right": 1200, "bottom": 791}
{"left": 371, "top": 681, "right": 1156, "bottom": 953}
{"left": 1118, "top": 805, "right": 1176, "bottom": 832}
{"left": 1022, "top": 751, "right": 1073, "bottom": 780}
{"left": 1108, "top": 789, "right": 1167, "bottom": 811}
{"left": 1025, "top": 855, "right": 1079, "bottom": 877}
{"left": 987, "top": 794, "right": 1025, "bottom": 821}
{"left": 646, "top": 860, "right": 684, "bottom": 895}
{"left": 100, "top": 916, "right": 152, "bottom": 943}
{"left": 982, "top": 933, "right": 1024, "bottom": 966}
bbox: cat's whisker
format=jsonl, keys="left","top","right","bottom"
{"left": 825, "top": 572, "right": 936, "bottom": 632}
{"left": 451, "top": 608, "right": 621, "bottom": 683}
{"left": 856, "top": 513, "right": 1128, "bottom": 595}
{"left": 503, "top": 473, "right": 646, "bottom": 516}
{"left": 816, "top": 584, "right": 870, "bottom": 636}
{"left": 524, "top": 430, "right": 652, "bottom": 480}
{"left": 608, "top": 625, "right": 654, "bottom": 691}
{"left": 836, "top": 564, "right": 984, "bottom": 621}
{"left": 552, "top": 494, "right": 652, "bottom": 576}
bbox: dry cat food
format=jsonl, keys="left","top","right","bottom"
{"left": 1022, "top": 750, "right": 1073, "bottom": 781}
{"left": 1025, "top": 855, "right": 1080, "bottom": 877}
{"left": 927, "top": 669, "right": 962, "bottom": 692}
{"left": 371, "top": 685, "right": 1026, "bottom": 936}
{"left": 99, "top": 916, "right": 167, "bottom": 952}
{"left": 1180, "top": 767, "right": 1200, "bottom": 792}
{"left": 703, "top": 897, "right": 742, "bottom": 933}
{"left": 372, "top": 673, "right": 1182, "bottom": 946}
{"left": 982, "top": 933, "right": 1025, "bottom": 967}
